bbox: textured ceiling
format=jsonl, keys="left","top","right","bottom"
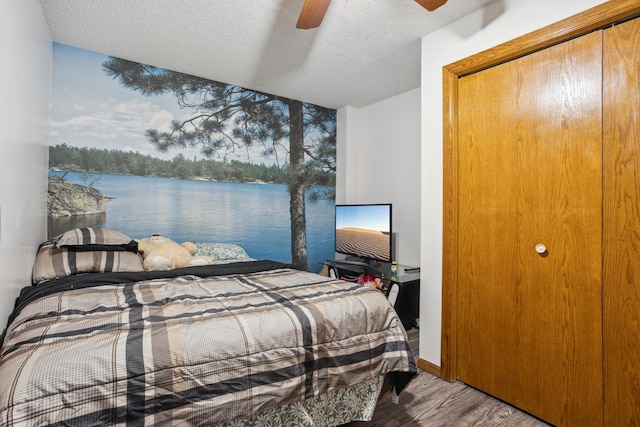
{"left": 38, "top": 0, "right": 497, "bottom": 109}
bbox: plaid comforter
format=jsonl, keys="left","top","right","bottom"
{"left": 0, "top": 261, "right": 416, "bottom": 426}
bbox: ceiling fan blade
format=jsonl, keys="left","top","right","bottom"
{"left": 296, "top": 0, "right": 331, "bottom": 29}
{"left": 415, "top": 0, "right": 448, "bottom": 12}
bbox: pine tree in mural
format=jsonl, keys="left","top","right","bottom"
{"left": 102, "top": 58, "right": 336, "bottom": 271}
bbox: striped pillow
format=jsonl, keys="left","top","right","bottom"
{"left": 32, "top": 241, "right": 144, "bottom": 285}
{"left": 54, "top": 227, "right": 133, "bottom": 248}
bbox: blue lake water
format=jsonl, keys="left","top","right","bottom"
{"left": 49, "top": 172, "right": 335, "bottom": 273}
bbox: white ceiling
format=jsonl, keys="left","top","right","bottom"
{"left": 38, "top": 0, "right": 497, "bottom": 109}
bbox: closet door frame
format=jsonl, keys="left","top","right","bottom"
{"left": 440, "top": 0, "right": 640, "bottom": 381}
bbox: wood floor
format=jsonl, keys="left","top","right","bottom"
{"left": 345, "top": 328, "right": 552, "bottom": 427}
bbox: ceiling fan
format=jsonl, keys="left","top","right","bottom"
{"left": 296, "top": 0, "right": 448, "bottom": 29}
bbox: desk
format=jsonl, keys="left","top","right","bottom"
{"left": 323, "top": 259, "right": 420, "bottom": 329}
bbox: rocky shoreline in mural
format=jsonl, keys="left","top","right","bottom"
{"left": 48, "top": 175, "right": 108, "bottom": 218}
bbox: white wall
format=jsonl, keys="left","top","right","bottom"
{"left": 337, "top": 88, "right": 421, "bottom": 267}
{"left": 0, "top": 0, "right": 51, "bottom": 331}
{"left": 419, "top": 0, "right": 608, "bottom": 366}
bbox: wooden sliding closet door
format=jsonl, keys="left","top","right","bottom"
{"left": 456, "top": 31, "right": 603, "bottom": 426}
{"left": 603, "top": 16, "right": 640, "bottom": 426}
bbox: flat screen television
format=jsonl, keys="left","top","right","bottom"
{"left": 334, "top": 203, "right": 392, "bottom": 264}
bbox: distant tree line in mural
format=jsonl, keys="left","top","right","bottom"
{"left": 101, "top": 57, "right": 337, "bottom": 271}
{"left": 49, "top": 143, "right": 335, "bottom": 186}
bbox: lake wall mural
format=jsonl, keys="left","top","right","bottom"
{"left": 49, "top": 42, "right": 336, "bottom": 272}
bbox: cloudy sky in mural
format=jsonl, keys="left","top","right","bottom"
{"left": 50, "top": 42, "right": 279, "bottom": 164}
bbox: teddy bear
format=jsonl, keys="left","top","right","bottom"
{"left": 136, "top": 234, "right": 213, "bottom": 271}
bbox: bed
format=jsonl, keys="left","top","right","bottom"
{"left": 0, "top": 228, "right": 417, "bottom": 426}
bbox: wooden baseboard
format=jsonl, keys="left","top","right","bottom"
{"left": 418, "top": 357, "right": 450, "bottom": 380}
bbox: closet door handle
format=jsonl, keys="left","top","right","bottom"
{"left": 535, "top": 243, "right": 547, "bottom": 254}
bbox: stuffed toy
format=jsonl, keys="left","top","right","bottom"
{"left": 136, "top": 234, "right": 213, "bottom": 271}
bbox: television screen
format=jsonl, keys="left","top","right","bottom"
{"left": 335, "top": 204, "right": 392, "bottom": 263}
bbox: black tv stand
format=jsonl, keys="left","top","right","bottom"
{"left": 326, "top": 259, "right": 385, "bottom": 277}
